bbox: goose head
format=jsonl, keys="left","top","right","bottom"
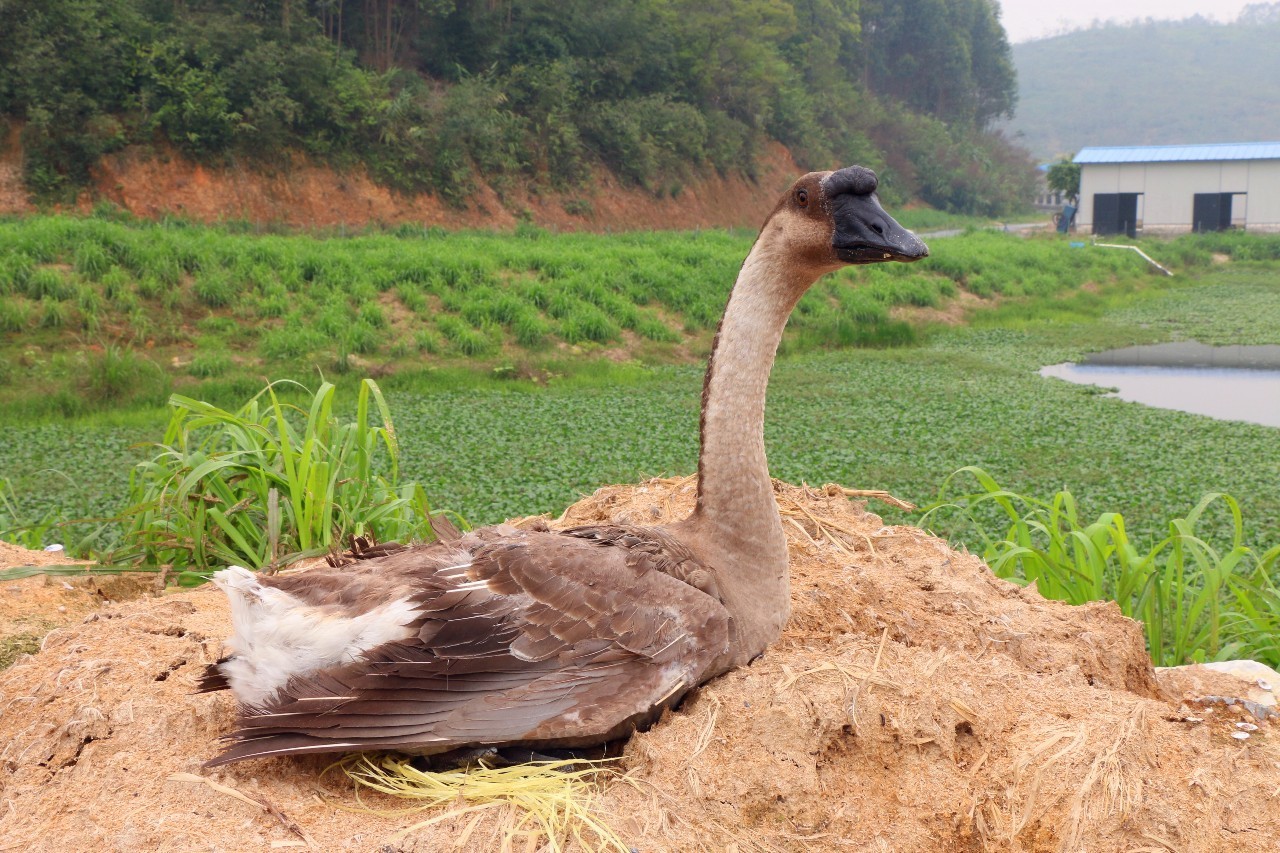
{"left": 769, "top": 165, "right": 929, "bottom": 278}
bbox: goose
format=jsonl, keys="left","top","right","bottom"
{"left": 200, "top": 166, "right": 928, "bottom": 765}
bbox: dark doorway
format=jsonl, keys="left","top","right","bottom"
{"left": 1193, "top": 193, "right": 1236, "bottom": 232}
{"left": 1093, "top": 193, "right": 1140, "bottom": 237}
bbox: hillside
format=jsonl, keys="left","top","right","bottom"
{"left": 0, "top": 126, "right": 806, "bottom": 232}
{"left": 1007, "top": 10, "right": 1280, "bottom": 158}
{"left": 0, "top": 0, "right": 1035, "bottom": 217}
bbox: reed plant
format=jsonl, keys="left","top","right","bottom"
{"left": 922, "top": 467, "right": 1280, "bottom": 668}
{"left": 115, "top": 379, "right": 449, "bottom": 579}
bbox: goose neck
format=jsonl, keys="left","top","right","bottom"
{"left": 689, "top": 236, "right": 808, "bottom": 657}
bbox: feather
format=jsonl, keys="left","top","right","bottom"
{"left": 205, "top": 528, "right": 731, "bottom": 765}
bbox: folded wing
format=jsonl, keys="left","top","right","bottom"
{"left": 206, "top": 528, "right": 731, "bottom": 765}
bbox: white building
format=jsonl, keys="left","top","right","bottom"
{"left": 1074, "top": 142, "right": 1280, "bottom": 236}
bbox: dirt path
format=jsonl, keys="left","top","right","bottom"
{"left": 1, "top": 480, "right": 1276, "bottom": 851}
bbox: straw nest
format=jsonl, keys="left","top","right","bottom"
{"left": 0, "top": 476, "right": 1277, "bottom": 852}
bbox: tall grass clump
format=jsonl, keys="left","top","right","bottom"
{"left": 259, "top": 325, "right": 326, "bottom": 360}
{"left": 39, "top": 297, "right": 70, "bottom": 328}
{"left": 73, "top": 240, "right": 111, "bottom": 280}
{"left": 194, "top": 270, "right": 236, "bottom": 308}
{"left": 922, "top": 467, "right": 1280, "bottom": 668}
{"left": 0, "top": 252, "right": 34, "bottom": 294}
{"left": 188, "top": 352, "right": 232, "bottom": 378}
{"left": 25, "top": 267, "right": 73, "bottom": 301}
{"left": 81, "top": 345, "right": 170, "bottom": 407}
{"left": 0, "top": 297, "right": 33, "bottom": 332}
{"left": 437, "top": 315, "right": 498, "bottom": 357}
{"left": 116, "top": 379, "right": 449, "bottom": 578}
{"left": 559, "top": 303, "right": 620, "bottom": 345}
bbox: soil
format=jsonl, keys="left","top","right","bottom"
{"left": 1, "top": 478, "right": 1277, "bottom": 852}
{"left": 0, "top": 543, "right": 157, "bottom": 669}
{"left": 0, "top": 127, "right": 800, "bottom": 232}
{"left": 890, "top": 290, "right": 993, "bottom": 327}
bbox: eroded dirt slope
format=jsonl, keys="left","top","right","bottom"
{"left": 0, "top": 127, "right": 800, "bottom": 232}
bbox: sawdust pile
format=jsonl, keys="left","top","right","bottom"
{"left": 1, "top": 478, "right": 1277, "bottom": 852}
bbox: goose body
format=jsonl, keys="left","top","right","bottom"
{"left": 203, "top": 166, "right": 928, "bottom": 765}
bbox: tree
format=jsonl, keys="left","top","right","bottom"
{"left": 859, "top": 0, "right": 1015, "bottom": 128}
{"left": 1046, "top": 157, "right": 1080, "bottom": 205}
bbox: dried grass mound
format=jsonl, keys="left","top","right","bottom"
{"left": 1, "top": 478, "right": 1277, "bottom": 852}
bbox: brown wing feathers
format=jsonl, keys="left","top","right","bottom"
{"left": 206, "top": 528, "right": 731, "bottom": 765}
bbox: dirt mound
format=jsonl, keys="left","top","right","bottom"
{"left": 1, "top": 480, "right": 1277, "bottom": 851}
{"left": 0, "top": 544, "right": 158, "bottom": 669}
{"left": 0, "top": 126, "right": 801, "bottom": 232}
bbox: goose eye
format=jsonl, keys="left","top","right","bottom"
{"left": 796, "top": 189, "right": 809, "bottom": 208}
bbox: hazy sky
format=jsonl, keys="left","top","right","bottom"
{"left": 997, "top": 0, "right": 1256, "bottom": 43}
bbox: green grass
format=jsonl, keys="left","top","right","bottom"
{"left": 13, "top": 258, "right": 1249, "bottom": 551}
{"left": 109, "top": 379, "right": 450, "bottom": 579}
{"left": 1, "top": 224, "right": 1277, "bottom": 559}
{"left": 2, "top": 254, "right": 1278, "bottom": 666}
{"left": 922, "top": 467, "right": 1280, "bottom": 667}
{"left": 1, "top": 214, "right": 1211, "bottom": 419}
{"left": 895, "top": 208, "right": 1018, "bottom": 232}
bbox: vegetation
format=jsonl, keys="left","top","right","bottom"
{"left": 0, "top": 0, "right": 1034, "bottom": 213}
{"left": 112, "top": 379, "right": 446, "bottom": 581}
{"left": 2, "top": 223, "right": 1278, "bottom": 668}
{"left": 922, "top": 468, "right": 1280, "bottom": 668}
{"left": 2, "top": 236, "right": 1277, "bottom": 547}
{"left": 0, "top": 632, "right": 44, "bottom": 670}
{"left": 0, "top": 213, "right": 1184, "bottom": 421}
{"left": 1008, "top": 8, "right": 1280, "bottom": 157}
{"left": 1045, "top": 158, "right": 1080, "bottom": 205}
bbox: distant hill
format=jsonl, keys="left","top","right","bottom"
{"left": 1006, "top": 10, "right": 1280, "bottom": 159}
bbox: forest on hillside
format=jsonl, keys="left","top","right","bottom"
{"left": 0, "top": 0, "right": 1036, "bottom": 215}
{"left": 1008, "top": 5, "right": 1280, "bottom": 158}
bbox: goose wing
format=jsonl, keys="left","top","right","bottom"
{"left": 206, "top": 528, "right": 731, "bottom": 765}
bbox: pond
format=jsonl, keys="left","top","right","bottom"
{"left": 1040, "top": 342, "right": 1280, "bottom": 428}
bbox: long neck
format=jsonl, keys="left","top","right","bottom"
{"left": 685, "top": 228, "right": 813, "bottom": 660}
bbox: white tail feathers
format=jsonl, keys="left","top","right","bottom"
{"left": 212, "top": 566, "right": 420, "bottom": 707}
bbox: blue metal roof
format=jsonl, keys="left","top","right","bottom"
{"left": 1075, "top": 142, "right": 1280, "bottom": 164}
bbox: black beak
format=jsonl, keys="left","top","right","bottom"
{"left": 822, "top": 167, "right": 929, "bottom": 264}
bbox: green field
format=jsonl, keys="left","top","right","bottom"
{"left": 0, "top": 213, "right": 1179, "bottom": 418}
{"left": 1, "top": 219, "right": 1278, "bottom": 561}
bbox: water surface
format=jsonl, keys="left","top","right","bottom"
{"left": 1041, "top": 342, "right": 1280, "bottom": 428}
